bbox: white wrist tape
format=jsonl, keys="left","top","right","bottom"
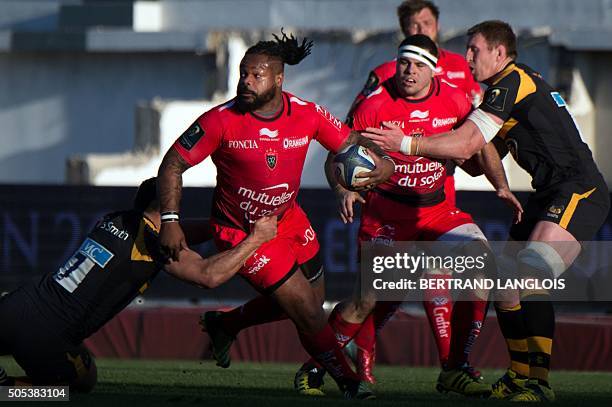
{"left": 400, "top": 136, "right": 413, "bottom": 155}
{"left": 467, "top": 109, "right": 503, "bottom": 143}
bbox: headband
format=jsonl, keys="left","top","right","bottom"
{"left": 397, "top": 45, "right": 438, "bottom": 70}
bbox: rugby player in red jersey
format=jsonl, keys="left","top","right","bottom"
{"left": 335, "top": 0, "right": 484, "bottom": 387}
{"left": 156, "top": 31, "right": 394, "bottom": 399}
{"left": 295, "top": 35, "right": 522, "bottom": 397}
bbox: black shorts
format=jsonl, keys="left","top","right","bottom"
{"left": 510, "top": 179, "right": 610, "bottom": 241}
{"left": 0, "top": 289, "right": 94, "bottom": 384}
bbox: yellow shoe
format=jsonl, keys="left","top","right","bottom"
{"left": 490, "top": 369, "right": 528, "bottom": 399}
{"left": 436, "top": 368, "right": 491, "bottom": 398}
{"left": 294, "top": 365, "right": 326, "bottom": 396}
{"left": 508, "top": 380, "right": 555, "bottom": 402}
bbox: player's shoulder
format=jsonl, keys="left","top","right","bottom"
{"left": 437, "top": 78, "right": 471, "bottom": 110}
{"left": 93, "top": 210, "right": 141, "bottom": 245}
{"left": 284, "top": 91, "right": 342, "bottom": 123}
{"left": 438, "top": 48, "right": 468, "bottom": 67}
{"left": 195, "top": 98, "right": 240, "bottom": 124}
{"left": 372, "top": 59, "right": 397, "bottom": 80}
{"left": 354, "top": 82, "right": 393, "bottom": 113}
{"left": 283, "top": 91, "right": 316, "bottom": 111}
{"left": 492, "top": 63, "right": 522, "bottom": 88}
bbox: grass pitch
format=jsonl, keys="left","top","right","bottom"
{"left": 1, "top": 357, "right": 611, "bottom": 406}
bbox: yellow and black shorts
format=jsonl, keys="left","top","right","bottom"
{"left": 510, "top": 179, "right": 610, "bottom": 242}
{"left": 0, "top": 289, "right": 94, "bottom": 385}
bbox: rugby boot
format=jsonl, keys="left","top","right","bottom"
{"left": 436, "top": 367, "right": 492, "bottom": 398}
{"left": 200, "top": 311, "right": 234, "bottom": 368}
{"left": 508, "top": 380, "right": 555, "bottom": 402}
{"left": 462, "top": 362, "right": 484, "bottom": 382}
{"left": 343, "top": 380, "right": 376, "bottom": 400}
{"left": 490, "top": 369, "right": 528, "bottom": 399}
{"left": 294, "top": 363, "right": 326, "bottom": 396}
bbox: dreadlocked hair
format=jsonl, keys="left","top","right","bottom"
{"left": 245, "top": 28, "right": 313, "bottom": 66}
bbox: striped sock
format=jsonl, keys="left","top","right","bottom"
{"left": 521, "top": 295, "right": 555, "bottom": 385}
{"left": 495, "top": 304, "right": 529, "bottom": 377}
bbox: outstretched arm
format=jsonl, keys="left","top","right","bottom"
{"left": 361, "top": 109, "right": 504, "bottom": 161}
{"left": 157, "top": 148, "right": 192, "bottom": 260}
{"left": 164, "top": 216, "right": 277, "bottom": 288}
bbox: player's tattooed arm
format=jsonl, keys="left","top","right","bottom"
{"left": 343, "top": 130, "right": 395, "bottom": 189}
{"left": 164, "top": 216, "right": 277, "bottom": 288}
{"left": 157, "top": 148, "right": 192, "bottom": 260}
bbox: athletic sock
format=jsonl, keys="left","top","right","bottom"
{"left": 373, "top": 301, "right": 401, "bottom": 334}
{"left": 302, "top": 304, "right": 362, "bottom": 370}
{"left": 328, "top": 304, "right": 363, "bottom": 347}
{"left": 448, "top": 295, "right": 487, "bottom": 368}
{"left": 495, "top": 304, "right": 529, "bottom": 377}
{"left": 521, "top": 294, "right": 555, "bottom": 385}
{"left": 422, "top": 274, "right": 453, "bottom": 365}
{"left": 298, "top": 324, "right": 360, "bottom": 385}
{"left": 353, "top": 313, "right": 375, "bottom": 352}
{"left": 220, "top": 295, "right": 287, "bottom": 337}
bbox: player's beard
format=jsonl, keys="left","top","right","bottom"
{"left": 236, "top": 85, "right": 277, "bottom": 112}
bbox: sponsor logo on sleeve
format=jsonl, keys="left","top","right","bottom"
{"left": 78, "top": 238, "right": 114, "bottom": 268}
{"left": 550, "top": 91, "right": 567, "bottom": 107}
{"left": 178, "top": 122, "right": 205, "bottom": 151}
{"left": 98, "top": 221, "right": 129, "bottom": 240}
{"left": 315, "top": 104, "right": 343, "bottom": 130}
{"left": 484, "top": 87, "right": 508, "bottom": 111}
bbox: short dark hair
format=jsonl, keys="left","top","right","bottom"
{"left": 245, "top": 28, "right": 313, "bottom": 67}
{"left": 133, "top": 177, "right": 158, "bottom": 212}
{"left": 468, "top": 20, "right": 517, "bottom": 59}
{"left": 397, "top": 0, "right": 440, "bottom": 33}
{"left": 399, "top": 34, "right": 439, "bottom": 59}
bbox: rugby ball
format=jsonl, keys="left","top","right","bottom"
{"left": 333, "top": 144, "right": 376, "bottom": 191}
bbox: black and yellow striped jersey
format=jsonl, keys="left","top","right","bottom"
{"left": 22, "top": 210, "right": 163, "bottom": 344}
{"left": 481, "top": 62, "right": 603, "bottom": 191}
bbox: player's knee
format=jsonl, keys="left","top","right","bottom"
{"left": 517, "top": 242, "right": 567, "bottom": 280}
{"left": 293, "top": 303, "right": 326, "bottom": 333}
{"left": 494, "top": 254, "right": 520, "bottom": 306}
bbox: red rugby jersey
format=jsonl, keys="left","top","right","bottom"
{"left": 347, "top": 48, "right": 480, "bottom": 123}
{"left": 352, "top": 77, "right": 471, "bottom": 205}
{"left": 172, "top": 92, "right": 349, "bottom": 229}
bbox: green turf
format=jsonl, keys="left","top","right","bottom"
{"left": 1, "top": 357, "right": 611, "bottom": 406}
